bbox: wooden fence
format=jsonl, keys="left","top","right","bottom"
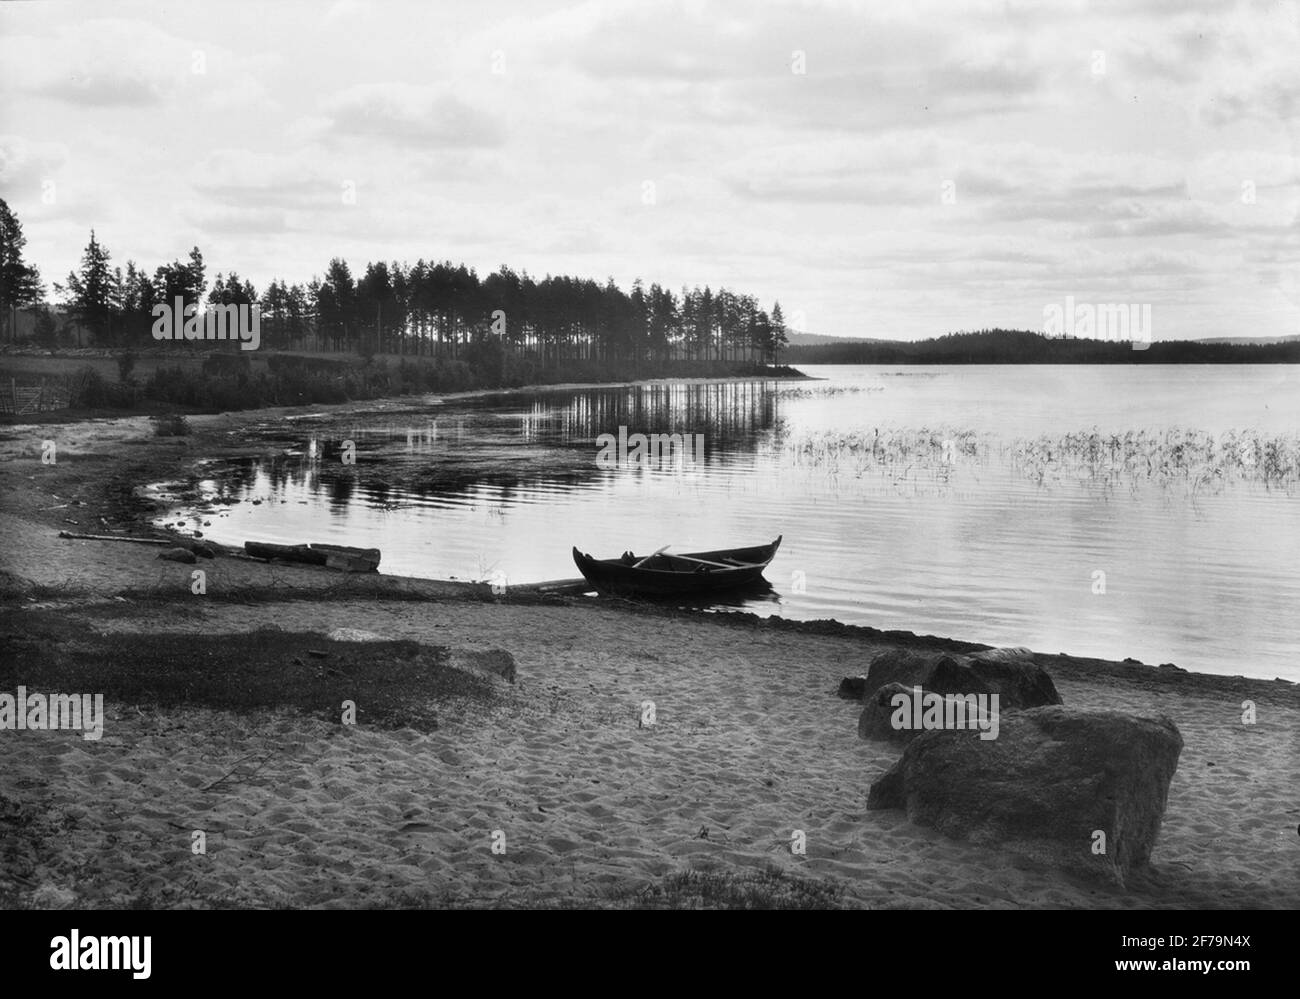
{"left": 0, "top": 377, "right": 78, "bottom": 416}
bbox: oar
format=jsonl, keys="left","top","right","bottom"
{"left": 671, "top": 554, "right": 764, "bottom": 570}
{"left": 632, "top": 545, "right": 671, "bottom": 568}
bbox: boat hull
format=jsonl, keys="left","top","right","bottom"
{"left": 572, "top": 537, "right": 781, "bottom": 597}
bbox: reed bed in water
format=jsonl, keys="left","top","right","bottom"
{"left": 771, "top": 383, "right": 883, "bottom": 398}
{"left": 782, "top": 426, "right": 987, "bottom": 480}
{"left": 1006, "top": 428, "right": 1300, "bottom": 495}
{"left": 781, "top": 426, "right": 1300, "bottom": 495}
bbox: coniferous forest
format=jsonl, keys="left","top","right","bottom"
{"left": 0, "top": 202, "right": 792, "bottom": 368}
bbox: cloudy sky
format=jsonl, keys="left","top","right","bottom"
{"left": 1, "top": 0, "right": 1297, "bottom": 339}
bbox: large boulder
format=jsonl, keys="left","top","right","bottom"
{"left": 858, "top": 682, "right": 925, "bottom": 743}
{"left": 866, "top": 706, "right": 1184, "bottom": 885}
{"left": 863, "top": 647, "right": 1061, "bottom": 710}
{"left": 965, "top": 648, "right": 1063, "bottom": 709}
{"left": 864, "top": 650, "right": 978, "bottom": 696}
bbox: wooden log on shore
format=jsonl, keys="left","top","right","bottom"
{"left": 321, "top": 553, "right": 381, "bottom": 572}
{"left": 59, "top": 531, "right": 220, "bottom": 557}
{"left": 244, "top": 541, "right": 325, "bottom": 565}
{"left": 244, "top": 541, "right": 381, "bottom": 572}
{"left": 58, "top": 531, "right": 171, "bottom": 546}
{"left": 310, "top": 544, "right": 381, "bottom": 572}
{"left": 528, "top": 577, "right": 596, "bottom": 596}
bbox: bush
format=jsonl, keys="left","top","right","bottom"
{"left": 151, "top": 412, "right": 190, "bottom": 437}
{"left": 71, "top": 366, "right": 134, "bottom": 409}
{"left": 201, "top": 352, "right": 251, "bottom": 380}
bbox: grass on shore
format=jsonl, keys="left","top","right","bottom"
{"left": 0, "top": 615, "right": 498, "bottom": 732}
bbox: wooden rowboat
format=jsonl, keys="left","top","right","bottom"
{"left": 571, "top": 536, "right": 781, "bottom": 596}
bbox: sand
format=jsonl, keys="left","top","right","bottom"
{"left": 2, "top": 410, "right": 1298, "bottom": 909}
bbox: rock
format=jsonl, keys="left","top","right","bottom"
{"left": 327, "top": 628, "right": 387, "bottom": 642}
{"left": 866, "top": 649, "right": 985, "bottom": 696}
{"left": 965, "top": 648, "right": 1063, "bottom": 708}
{"left": 157, "top": 547, "right": 197, "bottom": 564}
{"left": 450, "top": 649, "right": 517, "bottom": 684}
{"left": 857, "top": 682, "right": 924, "bottom": 743}
{"left": 171, "top": 537, "right": 220, "bottom": 558}
{"left": 837, "top": 676, "right": 869, "bottom": 699}
{"left": 866, "top": 706, "right": 1184, "bottom": 886}
{"left": 863, "top": 647, "right": 1061, "bottom": 710}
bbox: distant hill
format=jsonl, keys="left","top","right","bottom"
{"left": 781, "top": 329, "right": 1300, "bottom": 364}
{"left": 784, "top": 332, "right": 885, "bottom": 347}
{"left": 1191, "top": 335, "right": 1300, "bottom": 346}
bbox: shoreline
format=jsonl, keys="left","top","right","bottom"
{"left": 0, "top": 387, "right": 1292, "bottom": 690}
{"left": 2, "top": 392, "right": 1298, "bottom": 909}
{"left": 0, "top": 351, "right": 812, "bottom": 428}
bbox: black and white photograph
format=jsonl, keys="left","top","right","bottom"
{"left": 0, "top": 0, "right": 1295, "bottom": 962}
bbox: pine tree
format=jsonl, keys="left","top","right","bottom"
{"left": 0, "top": 198, "right": 44, "bottom": 341}
{"left": 770, "top": 302, "right": 789, "bottom": 364}
{"left": 61, "top": 230, "right": 119, "bottom": 344}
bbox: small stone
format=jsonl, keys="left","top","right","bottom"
{"left": 837, "top": 676, "right": 868, "bottom": 699}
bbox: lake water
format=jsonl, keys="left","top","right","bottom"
{"left": 156, "top": 365, "right": 1300, "bottom": 682}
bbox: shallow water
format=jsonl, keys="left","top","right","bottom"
{"left": 158, "top": 365, "right": 1300, "bottom": 681}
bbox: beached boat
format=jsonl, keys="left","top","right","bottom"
{"left": 571, "top": 536, "right": 782, "bottom": 596}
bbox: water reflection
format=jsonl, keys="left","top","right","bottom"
{"left": 204, "top": 379, "right": 787, "bottom": 508}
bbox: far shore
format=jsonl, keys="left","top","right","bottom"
{"left": 0, "top": 347, "right": 811, "bottom": 427}
{"left": 1, "top": 397, "right": 1297, "bottom": 909}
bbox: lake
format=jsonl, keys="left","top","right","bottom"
{"left": 156, "top": 364, "right": 1300, "bottom": 682}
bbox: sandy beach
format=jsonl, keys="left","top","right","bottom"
{"left": 2, "top": 409, "right": 1298, "bottom": 909}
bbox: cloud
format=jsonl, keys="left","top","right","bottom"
{"left": 0, "top": 18, "right": 193, "bottom": 107}
{"left": 0, "top": 134, "right": 69, "bottom": 192}
{"left": 184, "top": 204, "right": 292, "bottom": 236}
{"left": 37, "top": 74, "right": 164, "bottom": 108}
{"left": 319, "top": 83, "right": 502, "bottom": 148}
{"left": 190, "top": 149, "right": 339, "bottom": 210}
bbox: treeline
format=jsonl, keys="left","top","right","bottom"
{"left": 2, "top": 199, "right": 791, "bottom": 366}
{"left": 67, "top": 351, "right": 796, "bottom": 415}
{"left": 783, "top": 329, "right": 1300, "bottom": 364}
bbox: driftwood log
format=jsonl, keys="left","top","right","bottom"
{"left": 243, "top": 541, "right": 380, "bottom": 572}
{"left": 58, "top": 531, "right": 171, "bottom": 546}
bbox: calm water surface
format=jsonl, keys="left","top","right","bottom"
{"left": 156, "top": 365, "right": 1300, "bottom": 681}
